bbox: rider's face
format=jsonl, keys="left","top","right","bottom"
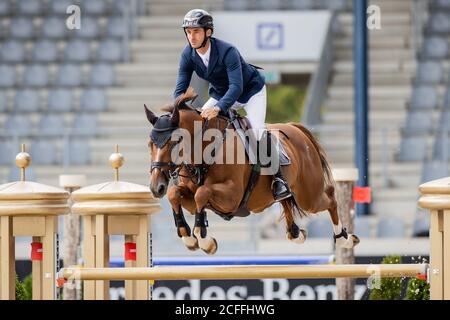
{"left": 185, "top": 27, "right": 208, "bottom": 48}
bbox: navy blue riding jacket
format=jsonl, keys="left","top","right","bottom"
{"left": 173, "top": 37, "right": 265, "bottom": 113}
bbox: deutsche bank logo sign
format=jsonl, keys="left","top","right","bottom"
{"left": 257, "top": 23, "right": 284, "bottom": 50}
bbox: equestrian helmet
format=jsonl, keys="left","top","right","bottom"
{"left": 182, "top": 9, "right": 213, "bottom": 29}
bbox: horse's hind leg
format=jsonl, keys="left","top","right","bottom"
{"left": 311, "top": 185, "right": 360, "bottom": 248}
{"left": 281, "top": 199, "right": 307, "bottom": 244}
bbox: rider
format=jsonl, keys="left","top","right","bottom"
{"left": 173, "top": 9, "right": 291, "bottom": 202}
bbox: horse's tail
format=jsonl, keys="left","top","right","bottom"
{"left": 288, "top": 122, "right": 335, "bottom": 187}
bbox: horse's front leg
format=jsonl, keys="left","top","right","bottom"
{"left": 193, "top": 185, "right": 219, "bottom": 255}
{"left": 167, "top": 185, "right": 199, "bottom": 251}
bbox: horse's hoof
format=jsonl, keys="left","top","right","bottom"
{"left": 335, "top": 233, "right": 360, "bottom": 248}
{"left": 198, "top": 236, "right": 218, "bottom": 255}
{"left": 182, "top": 236, "right": 199, "bottom": 251}
{"left": 286, "top": 229, "right": 307, "bottom": 244}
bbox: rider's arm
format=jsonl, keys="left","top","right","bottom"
{"left": 173, "top": 46, "right": 194, "bottom": 99}
{"left": 215, "top": 47, "right": 243, "bottom": 113}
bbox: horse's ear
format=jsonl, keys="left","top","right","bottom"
{"left": 171, "top": 105, "right": 180, "bottom": 126}
{"left": 144, "top": 104, "right": 158, "bottom": 125}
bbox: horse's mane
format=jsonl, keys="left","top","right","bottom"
{"left": 161, "top": 87, "right": 200, "bottom": 113}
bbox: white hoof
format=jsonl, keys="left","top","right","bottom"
{"left": 286, "top": 229, "right": 307, "bottom": 244}
{"left": 194, "top": 228, "right": 218, "bottom": 255}
{"left": 182, "top": 236, "right": 199, "bottom": 251}
{"left": 335, "top": 233, "right": 360, "bottom": 248}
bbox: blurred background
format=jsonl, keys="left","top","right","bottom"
{"left": 0, "top": 0, "right": 444, "bottom": 299}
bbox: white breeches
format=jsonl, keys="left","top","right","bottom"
{"left": 201, "top": 85, "right": 267, "bottom": 141}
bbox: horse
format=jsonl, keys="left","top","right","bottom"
{"left": 145, "top": 87, "right": 359, "bottom": 254}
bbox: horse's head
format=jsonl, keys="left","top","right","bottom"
{"left": 145, "top": 87, "right": 199, "bottom": 198}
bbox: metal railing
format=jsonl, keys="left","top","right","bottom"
{"left": 301, "top": 13, "right": 334, "bottom": 126}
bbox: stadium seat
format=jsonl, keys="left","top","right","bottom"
{"left": 31, "top": 40, "right": 59, "bottom": 62}
{"left": 23, "top": 64, "right": 50, "bottom": 87}
{"left": 14, "top": 89, "right": 41, "bottom": 112}
{"left": 97, "top": 39, "right": 123, "bottom": 62}
{"left": 47, "top": 89, "right": 74, "bottom": 112}
{"left": 64, "top": 39, "right": 92, "bottom": 62}
{"left": 55, "top": 64, "right": 83, "bottom": 87}
{"left": 30, "top": 140, "right": 58, "bottom": 165}
{"left": 429, "top": 13, "right": 450, "bottom": 33}
{"left": 70, "top": 17, "right": 101, "bottom": 39}
{"left": 41, "top": 17, "right": 68, "bottom": 39}
{"left": 72, "top": 113, "right": 98, "bottom": 136}
{"left": 38, "top": 114, "right": 66, "bottom": 136}
{"left": 376, "top": 218, "right": 406, "bottom": 238}
{"left": 17, "top": 0, "right": 44, "bottom": 16}
{"left": 354, "top": 217, "right": 371, "bottom": 238}
{"left": 67, "top": 140, "right": 91, "bottom": 165}
{"left": 0, "top": 65, "right": 17, "bottom": 88}
{"left": 89, "top": 64, "right": 116, "bottom": 86}
{"left": 9, "top": 17, "right": 35, "bottom": 39}
{"left": 81, "top": 0, "right": 110, "bottom": 15}
{"left": 0, "top": 40, "right": 26, "bottom": 63}
{"left": 397, "top": 136, "right": 428, "bottom": 161}
{"left": 423, "top": 37, "right": 448, "bottom": 59}
{"left": 409, "top": 86, "right": 438, "bottom": 110}
{"left": 4, "top": 115, "right": 33, "bottom": 136}
{"left": 416, "top": 61, "right": 443, "bottom": 84}
{"left": 404, "top": 111, "right": 433, "bottom": 135}
{"left": 421, "top": 160, "right": 449, "bottom": 183}
{"left": 0, "top": 141, "right": 17, "bottom": 165}
{"left": 0, "top": 92, "right": 7, "bottom": 112}
{"left": 307, "top": 218, "right": 333, "bottom": 238}
{"left": 80, "top": 89, "right": 108, "bottom": 112}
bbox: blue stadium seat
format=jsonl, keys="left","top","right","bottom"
{"left": 80, "top": 0, "right": 110, "bottom": 15}
{"left": 4, "top": 115, "right": 33, "bottom": 136}
{"left": 423, "top": 37, "right": 448, "bottom": 59}
{"left": 68, "top": 140, "right": 91, "bottom": 165}
{"left": 432, "top": 131, "right": 450, "bottom": 160}
{"left": 0, "top": 65, "right": 17, "bottom": 88}
{"left": 47, "top": 89, "right": 74, "bottom": 112}
{"left": 42, "top": 17, "right": 68, "bottom": 39}
{"left": 8, "top": 166, "right": 36, "bottom": 182}
{"left": 89, "top": 64, "right": 116, "bottom": 86}
{"left": 421, "top": 160, "right": 449, "bottom": 183}
{"left": 286, "top": 0, "right": 315, "bottom": 10}
{"left": 0, "top": 1, "right": 12, "bottom": 16}
{"left": 97, "top": 39, "right": 123, "bottom": 62}
{"left": 0, "top": 92, "right": 7, "bottom": 112}
{"left": 107, "top": 17, "right": 132, "bottom": 38}
{"left": 23, "top": 64, "right": 50, "bottom": 87}
{"left": 404, "top": 111, "right": 433, "bottom": 135}
{"left": 14, "top": 89, "right": 41, "bottom": 112}
{"left": 307, "top": 218, "right": 333, "bottom": 238}
{"left": 409, "top": 86, "right": 438, "bottom": 110}
{"left": 17, "top": 0, "right": 45, "bottom": 15}
{"left": 376, "top": 218, "right": 405, "bottom": 238}
{"left": 31, "top": 40, "right": 59, "bottom": 62}
{"left": 38, "top": 114, "right": 66, "bottom": 136}
{"left": 70, "top": 17, "right": 101, "bottom": 39}
{"left": 72, "top": 114, "right": 98, "bottom": 136}
{"left": 257, "top": 0, "right": 283, "bottom": 10}
{"left": 434, "top": 0, "right": 450, "bottom": 9}
{"left": 429, "top": 13, "right": 450, "bottom": 33}
{"left": 64, "top": 39, "right": 92, "bottom": 62}
{"left": 398, "top": 136, "right": 428, "bottom": 161}
{"left": 55, "top": 64, "right": 83, "bottom": 87}
{"left": 9, "top": 17, "right": 35, "bottom": 39}
{"left": 30, "top": 140, "right": 57, "bottom": 165}
{"left": 354, "top": 217, "right": 371, "bottom": 238}
{"left": 0, "top": 141, "right": 16, "bottom": 165}
{"left": 80, "top": 89, "right": 108, "bottom": 112}
{"left": 1, "top": 40, "right": 26, "bottom": 63}
{"left": 49, "top": 0, "right": 74, "bottom": 15}
{"left": 416, "top": 61, "right": 443, "bottom": 84}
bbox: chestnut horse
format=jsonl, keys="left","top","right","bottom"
{"left": 145, "top": 88, "right": 359, "bottom": 254}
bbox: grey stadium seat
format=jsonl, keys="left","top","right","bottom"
{"left": 97, "top": 40, "right": 123, "bottom": 62}
{"left": 14, "top": 89, "right": 41, "bottom": 112}
{"left": 0, "top": 65, "right": 17, "bottom": 88}
{"left": 307, "top": 218, "right": 333, "bottom": 238}
{"left": 49, "top": 0, "right": 74, "bottom": 14}
{"left": 409, "top": 86, "right": 438, "bottom": 110}
{"left": 286, "top": 0, "right": 315, "bottom": 10}
{"left": 47, "top": 89, "right": 73, "bottom": 112}
{"left": 38, "top": 114, "right": 66, "bottom": 136}
{"left": 432, "top": 133, "right": 450, "bottom": 161}
{"left": 404, "top": 111, "right": 433, "bottom": 135}
{"left": 416, "top": 61, "right": 443, "bottom": 84}
{"left": 17, "top": 0, "right": 44, "bottom": 15}
{"left": 32, "top": 40, "right": 59, "bottom": 62}
{"left": 30, "top": 140, "right": 57, "bottom": 165}
{"left": 107, "top": 17, "right": 132, "bottom": 38}
{"left": 1, "top": 40, "right": 26, "bottom": 63}
{"left": 423, "top": 37, "right": 449, "bottom": 59}
{"left": 80, "top": 0, "right": 110, "bottom": 15}
{"left": 224, "top": 0, "right": 251, "bottom": 10}
{"left": 0, "top": 141, "right": 17, "bottom": 165}
{"left": 64, "top": 40, "right": 92, "bottom": 62}
{"left": 4, "top": 115, "right": 33, "bottom": 136}
{"left": 10, "top": 17, "right": 35, "bottom": 39}
{"left": 42, "top": 17, "right": 68, "bottom": 39}
{"left": 0, "top": 1, "right": 12, "bottom": 16}
{"left": 442, "top": 88, "right": 450, "bottom": 109}
{"left": 89, "top": 64, "right": 116, "bottom": 86}
{"left": 0, "top": 92, "right": 7, "bottom": 112}
{"left": 412, "top": 216, "right": 430, "bottom": 237}
{"left": 55, "top": 64, "right": 83, "bottom": 87}
{"left": 70, "top": 17, "right": 101, "bottom": 39}
{"left": 397, "top": 136, "right": 428, "bottom": 161}
{"left": 68, "top": 140, "right": 91, "bottom": 165}
{"left": 72, "top": 114, "right": 98, "bottom": 136}
{"left": 421, "top": 160, "right": 449, "bottom": 183}
{"left": 376, "top": 218, "right": 405, "bottom": 238}
{"left": 80, "top": 89, "right": 107, "bottom": 112}
{"left": 23, "top": 64, "right": 50, "bottom": 87}
{"left": 112, "top": 0, "right": 129, "bottom": 13}
{"left": 354, "top": 217, "right": 371, "bottom": 238}
{"left": 429, "top": 13, "right": 450, "bottom": 33}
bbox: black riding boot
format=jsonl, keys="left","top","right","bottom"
{"left": 260, "top": 131, "right": 292, "bottom": 202}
